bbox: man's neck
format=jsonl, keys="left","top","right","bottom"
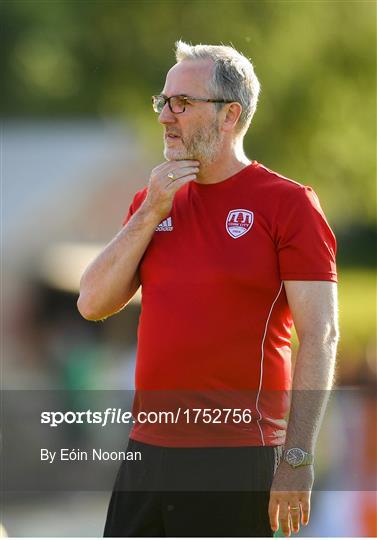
{"left": 195, "top": 142, "right": 251, "bottom": 185}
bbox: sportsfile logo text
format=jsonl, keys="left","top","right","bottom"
{"left": 41, "top": 407, "right": 255, "bottom": 427}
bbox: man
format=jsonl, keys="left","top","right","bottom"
{"left": 78, "top": 41, "right": 339, "bottom": 537}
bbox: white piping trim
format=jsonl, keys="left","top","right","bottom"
{"left": 273, "top": 446, "right": 278, "bottom": 474}
{"left": 255, "top": 281, "right": 284, "bottom": 446}
{"left": 273, "top": 445, "right": 283, "bottom": 475}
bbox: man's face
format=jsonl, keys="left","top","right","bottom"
{"left": 159, "top": 60, "right": 224, "bottom": 165}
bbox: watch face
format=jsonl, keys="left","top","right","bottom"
{"left": 286, "top": 448, "right": 305, "bottom": 466}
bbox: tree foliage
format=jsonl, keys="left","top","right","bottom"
{"left": 2, "top": 0, "right": 376, "bottom": 228}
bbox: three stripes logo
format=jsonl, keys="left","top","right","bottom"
{"left": 155, "top": 217, "right": 173, "bottom": 232}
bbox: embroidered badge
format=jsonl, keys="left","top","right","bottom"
{"left": 226, "top": 209, "right": 254, "bottom": 238}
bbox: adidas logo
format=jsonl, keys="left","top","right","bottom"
{"left": 155, "top": 217, "right": 173, "bottom": 232}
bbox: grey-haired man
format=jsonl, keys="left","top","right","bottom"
{"left": 78, "top": 41, "right": 338, "bottom": 537}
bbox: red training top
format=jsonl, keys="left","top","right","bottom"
{"left": 123, "top": 161, "right": 337, "bottom": 447}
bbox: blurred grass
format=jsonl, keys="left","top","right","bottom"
{"left": 290, "top": 268, "right": 376, "bottom": 365}
{"left": 337, "top": 267, "right": 376, "bottom": 361}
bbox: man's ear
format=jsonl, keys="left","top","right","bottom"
{"left": 222, "top": 102, "right": 242, "bottom": 132}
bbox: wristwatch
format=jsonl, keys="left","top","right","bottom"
{"left": 284, "top": 447, "right": 314, "bottom": 468}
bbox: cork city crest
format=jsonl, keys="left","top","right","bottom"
{"left": 226, "top": 209, "right": 254, "bottom": 239}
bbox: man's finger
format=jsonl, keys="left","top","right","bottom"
{"left": 279, "top": 505, "right": 291, "bottom": 537}
{"left": 176, "top": 159, "right": 200, "bottom": 167}
{"left": 153, "top": 160, "right": 199, "bottom": 177}
{"left": 289, "top": 504, "right": 301, "bottom": 533}
{"left": 167, "top": 174, "right": 197, "bottom": 192}
{"left": 168, "top": 160, "right": 200, "bottom": 170}
{"left": 167, "top": 166, "right": 199, "bottom": 181}
{"left": 301, "top": 498, "right": 310, "bottom": 526}
{"left": 268, "top": 497, "right": 279, "bottom": 532}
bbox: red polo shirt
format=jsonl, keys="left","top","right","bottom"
{"left": 123, "top": 161, "right": 337, "bottom": 446}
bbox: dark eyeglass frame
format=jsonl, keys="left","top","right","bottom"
{"left": 152, "top": 94, "right": 234, "bottom": 114}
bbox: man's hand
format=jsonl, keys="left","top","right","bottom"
{"left": 77, "top": 159, "right": 199, "bottom": 321}
{"left": 269, "top": 462, "right": 314, "bottom": 537}
{"left": 142, "top": 160, "right": 200, "bottom": 221}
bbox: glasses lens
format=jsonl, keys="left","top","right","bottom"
{"left": 170, "top": 96, "right": 186, "bottom": 113}
{"left": 152, "top": 96, "right": 165, "bottom": 113}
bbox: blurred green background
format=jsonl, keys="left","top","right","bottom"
{"left": 2, "top": 0, "right": 375, "bottom": 368}
{"left": 2, "top": 0, "right": 375, "bottom": 225}
{"left": 2, "top": 0, "right": 376, "bottom": 537}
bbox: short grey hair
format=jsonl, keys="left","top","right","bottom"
{"left": 175, "top": 40, "right": 261, "bottom": 134}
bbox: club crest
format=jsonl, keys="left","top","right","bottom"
{"left": 226, "top": 209, "right": 254, "bottom": 239}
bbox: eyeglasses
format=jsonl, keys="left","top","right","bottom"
{"left": 152, "top": 94, "right": 234, "bottom": 114}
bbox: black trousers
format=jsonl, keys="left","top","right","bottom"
{"left": 104, "top": 439, "right": 282, "bottom": 537}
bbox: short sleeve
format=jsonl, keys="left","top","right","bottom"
{"left": 121, "top": 188, "right": 148, "bottom": 227}
{"left": 277, "top": 186, "right": 337, "bottom": 282}
{"left": 122, "top": 205, "right": 133, "bottom": 227}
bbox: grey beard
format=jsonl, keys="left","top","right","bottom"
{"left": 164, "top": 120, "right": 222, "bottom": 165}
{"left": 184, "top": 121, "right": 221, "bottom": 165}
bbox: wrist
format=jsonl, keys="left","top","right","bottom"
{"left": 137, "top": 203, "right": 165, "bottom": 227}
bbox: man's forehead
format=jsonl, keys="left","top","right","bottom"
{"left": 162, "top": 59, "right": 214, "bottom": 95}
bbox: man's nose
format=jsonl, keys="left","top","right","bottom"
{"left": 158, "top": 102, "right": 176, "bottom": 124}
